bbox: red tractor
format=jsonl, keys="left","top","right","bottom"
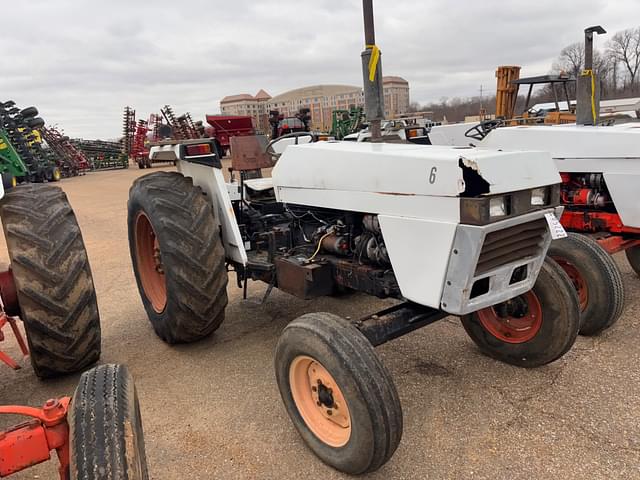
{"left": 269, "top": 108, "right": 311, "bottom": 139}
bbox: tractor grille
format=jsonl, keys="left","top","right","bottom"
{"left": 475, "top": 218, "right": 547, "bottom": 275}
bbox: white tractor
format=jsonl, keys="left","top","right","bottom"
{"left": 427, "top": 121, "right": 639, "bottom": 336}
{"left": 127, "top": 135, "right": 580, "bottom": 473}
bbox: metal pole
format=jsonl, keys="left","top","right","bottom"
{"left": 361, "top": 0, "right": 384, "bottom": 140}
{"left": 584, "top": 30, "right": 594, "bottom": 70}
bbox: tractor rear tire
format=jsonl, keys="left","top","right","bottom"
{"left": 461, "top": 258, "right": 580, "bottom": 368}
{"left": 128, "top": 172, "right": 228, "bottom": 343}
{"left": 548, "top": 233, "right": 625, "bottom": 335}
{"left": 275, "top": 312, "right": 402, "bottom": 474}
{"left": 69, "top": 364, "right": 149, "bottom": 480}
{"left": 626, "top": 246, "right": 640, "bottom": 277}
{"left": 1, "top": 184, "right": 101, "bottom": 378}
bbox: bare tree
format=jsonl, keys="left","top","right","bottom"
{"left": 607, "top": 27, "right": 640, "bottom": 89}
{"left": 557, "top": 42, "right": 584, "bottom": 78}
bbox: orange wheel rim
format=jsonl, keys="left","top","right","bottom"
{"left": 135, "top": 212, "right": 167, "bottom": 313}
{"left": 289, "top": 356, "right": 351, "bottom": 448}
{"left": 477, "top": 291, "right": 543, "bottom": 344}
{"left": 552, "top": 257, "right": 588, "bottom": 312}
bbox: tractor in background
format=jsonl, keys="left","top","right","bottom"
{"left": 427, "top": 27, "right": 636, "bottom": 337}
{"left": 269, "top": 107, "right": 312, "bottom": 139}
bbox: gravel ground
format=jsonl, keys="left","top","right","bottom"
{"left": 1, "top": 166, "right": 639, "bottom": 479}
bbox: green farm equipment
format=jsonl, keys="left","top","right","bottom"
{"left": 330, "top": 106, "right": 365, "bottom": 140}
{"left": 0, "top": 100, "right": 61, "bottom": 183}
{"left": 0, "top": 129, "right": 28, "bottom": 187}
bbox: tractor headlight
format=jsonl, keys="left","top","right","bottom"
{"left": 489, "top": 197, "right": 507, "bottom": 218}
{"left": 531, "top": 187, "right": 548, "bottom": 206}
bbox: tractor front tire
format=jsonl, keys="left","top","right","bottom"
{"left": 461, "top": 258, "right": 580, "bottom": 368}
{"left": 128, "top": 172, "right": 228, "bottom": 343}
{"left": 1, "top": 185, "right": 100, "bottom": 378}
{"left": 626, "top": 245, "right": 640, "bottom": 277}
{"left": 548, "top": 233, "right": 625, "bottom": 335}
{"left": 275, "top": 313, "right": 402, "bottom": 474}
{"left": 69, "top": 364, "right": 149, "bottom": 480}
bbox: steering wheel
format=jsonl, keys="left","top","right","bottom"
{"left": 265, "top": 131, "right": 314, "bottom": 162}
{"left": 464, "top": 119, "right": 504, "bottom": 141}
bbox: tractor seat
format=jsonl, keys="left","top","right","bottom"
{"left": 244, "top": 177, "right": 274, "bottom": 192}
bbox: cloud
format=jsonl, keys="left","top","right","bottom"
{"left": 3, "top": 0, "right": 639, "bottom": 138}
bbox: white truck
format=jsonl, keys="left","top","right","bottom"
{"left": 128, "top": 137, "right": 579, "bottom": 474}
{"left": 427, "top": 121, "right": 639, "bottom": 336}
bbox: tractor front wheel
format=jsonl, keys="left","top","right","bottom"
{"left": 626, "top": 245, "right": 640, "bottom": 277}
{"left": 69, "top": 364, "right": 149, "bottom": 480}
{"left": 461, "top": 258, "right": 580, "bottom": 367}
{"left": 548, "top": 233, "right": 625, "bottom": 335}
{"left": 128, "top": 172, "right": 228, "bottom": 343}
{"left": 275, "top": 312, "right": 402, "bottom": 474}
{"left": 1, "top": 184, "right": 101, "bottom": 378}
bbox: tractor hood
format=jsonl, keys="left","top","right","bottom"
{"left": 273, "top": 141, "right": 559, "bottom": 198}
{"left": 481, "top": 124, "right": 640, "bottom": 159}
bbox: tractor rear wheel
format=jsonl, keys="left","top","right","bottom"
{"left": 275, "top": 312, "right": 402, "bottom": 474}
{"left": 548, "top": 233, "right": 625, "bottom": 335}
{"left": 461, "top": 258, "right": 580, "bottom": 367}
{"left": 626, "top": 246, "right": 640, "bottom": 277}
{"left": 128, "top": 172, "right": 228, "bottom": 343}
{"left": 69, "top": 364, "right": 149, "bottom": 480}
{"left": 0, "top": 184, "right": 101, "bottom": 377}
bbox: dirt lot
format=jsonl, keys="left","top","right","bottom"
{"left": 1, "top": 166, "right": 639, "bottom": 479}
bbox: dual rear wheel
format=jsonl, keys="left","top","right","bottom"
{"left": 548, "top": 233, "right": 625, "bottom": 335}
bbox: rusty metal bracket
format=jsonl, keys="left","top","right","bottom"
{"left": 353, "top": 302, "right": 447, "bottom": 347}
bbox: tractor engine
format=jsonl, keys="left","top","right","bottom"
{"left": 560, "top": 173, "right": 612, "bottom": 210}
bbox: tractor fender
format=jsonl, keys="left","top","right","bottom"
{"left": 176, "top": 160, "right": 247, "bottom": 266}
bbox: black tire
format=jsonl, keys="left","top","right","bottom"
{"left": 275, "top": 312, "right": 402, "bottom": 474}
{"left": 1, "top": 171, "right": 16, "bottom": 190}
{"left": 0, "top": 185, "right": 100, "bottom": 377}
{"left": 69, "top": 364, "right": 149, "bottom": 480}
{"left": 47, "top": 166, "right": 62, "bottom": 182}
{"left": 27, "top": 117, "right": 45, "bottom": 129}
{"left": 20, "top": 106, "right": 38, "bottom": 119}
{"left": 137, "top": 160, "right": 145, "bottom": 169}
{"left": 626, "top": 245, "right": 640, "bottom": 277}
{"left": 548, "top": 233, "right": 625, "bottom": 335}
{"left": 127, "top": 171, "right": 228, "bottom": 343}
{"left": 461, "top": 258, "right": 580, "bottom": 368}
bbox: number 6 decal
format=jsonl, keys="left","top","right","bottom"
{"left": 429, "top": 167, "right": 437, "bottom": 184}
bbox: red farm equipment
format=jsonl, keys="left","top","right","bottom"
{"left": 40, "top": 126, "right": 90, "bottom": 177}
{"left": 205, "top": 114, "right": 255, "bottom": 155}
{"left": 132, "top": 119, "right": 151, "bottom": 169}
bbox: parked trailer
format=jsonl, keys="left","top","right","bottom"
{"left": 205, "top": 114, "right": 255, "bottom": 155}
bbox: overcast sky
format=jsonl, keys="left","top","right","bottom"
{"left": 3, "top": 0, "right": 639, "bottom": 139}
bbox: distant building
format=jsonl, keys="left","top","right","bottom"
{"left": 219, "top": 76, "right": 411, "bottom": 133}
{"left": 382, "top": 76, "right": 410, "bottom": 119}
{"left": 268, "top": 84, "right": 364, "bottom": 132}
{"left": 219, "top": 89, "right": 272, "bottom": 133}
